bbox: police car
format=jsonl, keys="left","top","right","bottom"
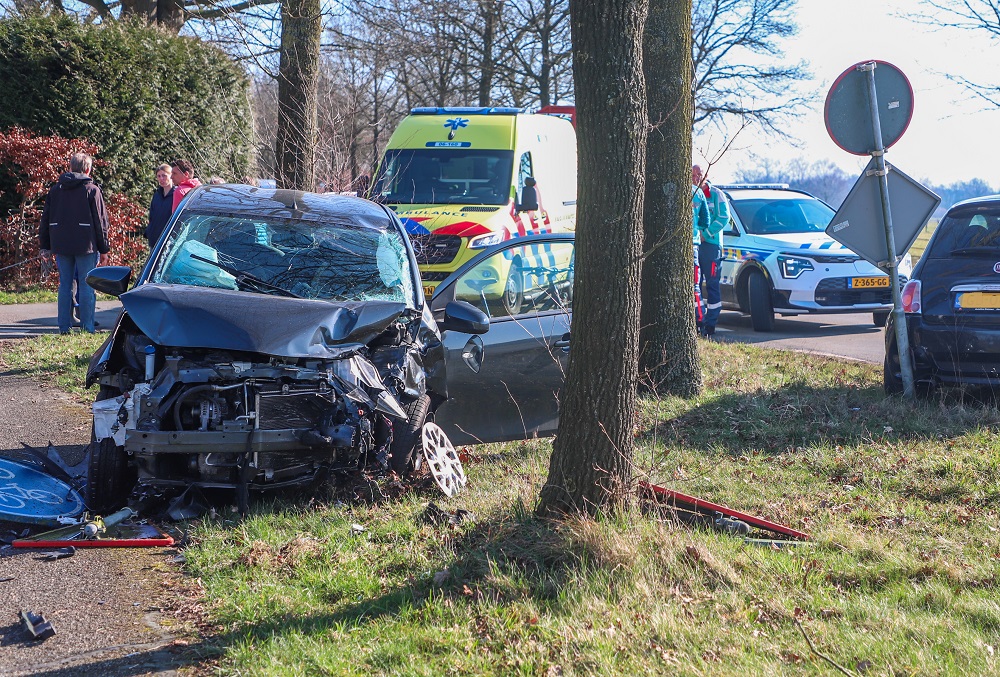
{"left": 715, "top": 184, "right": 911, "bottom": 331}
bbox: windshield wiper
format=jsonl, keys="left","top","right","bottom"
{"left": 950, "top": 246, "right": 1000, "bottom": 256}
{"left": 189, "top": 254, "right": 303, "bottom": 298}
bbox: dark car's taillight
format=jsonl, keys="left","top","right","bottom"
{"left": 901, "top": 279, "right": 921, "bottom": 313}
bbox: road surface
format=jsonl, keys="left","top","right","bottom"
{"left": 715, "top": 310, "right": 887, "bottom": 364}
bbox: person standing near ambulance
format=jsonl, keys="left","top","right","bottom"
{"left": 693, "top": 164, "right": 728, "bottom": 338}
{"left": 692, "top": 172, "right": 709, "bottom": 332}
{"left": 170, "top": 158, "right": 202, "bottom": 212}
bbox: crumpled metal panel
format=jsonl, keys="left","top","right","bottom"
{"left": 119, "top": 284, "right": 407, "bottom": 358}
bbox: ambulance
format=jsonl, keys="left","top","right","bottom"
{"left": 374, "top": 107, "right": 577, "bottom": 308}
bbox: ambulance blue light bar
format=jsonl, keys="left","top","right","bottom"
{"left": 410, "top": 107, "right": 523, "bottom": 115}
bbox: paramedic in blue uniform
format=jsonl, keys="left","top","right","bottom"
{"left": 691, "top": 172, "right": 709, "bottom": 331}
{"left": 693, "top": 165, "right": 728, "bottom": 338}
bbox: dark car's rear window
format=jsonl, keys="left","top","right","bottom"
{"left": 927, "top": 203, "right": 1000, "bottom": 257}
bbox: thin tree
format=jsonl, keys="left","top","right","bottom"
{"left": 537, "top": 0, "right": 649, "bottom": 517}
{"left": 275, "top": 0, "right": 321, "bottom": 191}
{"left": 639, "top": 0, "right": 701, "bottom": 397}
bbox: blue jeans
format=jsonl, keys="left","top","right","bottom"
{"left": 56, "top": 253, "right": 98, "bottom": 332}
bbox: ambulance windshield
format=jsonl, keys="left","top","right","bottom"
{"left": 377, "top": 149, "right": 514, "bottom": 205}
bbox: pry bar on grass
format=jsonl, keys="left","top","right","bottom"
{"left": 20, "top": 610, "right": 56, "bottom": 641}
{"left": 639, "top": 481, "right": 810, "bottom": 541}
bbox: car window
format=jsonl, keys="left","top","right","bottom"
{"left": 731, "top": 197, "right": 834, "bottom": 235}
{"left": 927, "top": 204, "right": 1000, "bottom": 256}
{"left": 452, "top": 241, "right": 574, "bottom": 319}
{"left": 150, "top": 213, "right": 417, "bottom": 306}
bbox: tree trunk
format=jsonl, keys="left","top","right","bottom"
{"left": 638, "top": 0, "right": 702, "bottom": 397}
{"left": 537, "top": 0, "right": 648, "bottom": 518}
{"left": 275, "top": 0, "right": 321, "bottom": 191}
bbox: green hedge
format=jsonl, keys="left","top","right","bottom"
{"left": 0, "top": 15, "right": 252, "bottom": 203}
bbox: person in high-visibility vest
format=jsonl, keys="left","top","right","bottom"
{"left": 692, "top": 172, "right": 709, "bottom": 332}
{"left": 693, "top": 165, "right": 729, "bottom": 338}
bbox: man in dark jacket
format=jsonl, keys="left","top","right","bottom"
{"left": 39, "top": 152, "right": 110, "bottom": 334}
{"left": 145, "top": 162, "right": 175, "bottom": 244}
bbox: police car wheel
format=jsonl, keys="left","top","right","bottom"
{"left": 747, "top": 271, "right": 774, "bottom": 332}
{"left": 873, "top": 311, "right": 889, "bottom": 328}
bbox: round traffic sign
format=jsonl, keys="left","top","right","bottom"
{"left": 825, "top": 60, "right": 913, "bottom": 156}
{"left": 0, "top": 457, "right": 85, "bottom": 526}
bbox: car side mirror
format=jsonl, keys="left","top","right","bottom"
{"left": 518, "top": 177, "right": 539, "bottom": 212}
{"left": 439, "top": 300, "right": 490, "bottom": 334}
{"left": 86, "top": 266, "right": 132, "bottom": 297}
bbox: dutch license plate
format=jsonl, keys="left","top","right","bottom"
{"left": 423, "top": 285, "right": 436, "bottom": 299}
{"left": 849, "top": 276, "right": 890, "bottom": 289}
{"left": 958, "top": 292, "right": 1000, "bottom": 309}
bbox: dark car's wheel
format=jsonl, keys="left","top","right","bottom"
{"left": 87, "top": 429, "right": 136, "bottom": 513}
{"left": 883, "top": 351, "right": 904, "bottom": 396}
{"left": 388, "top": 394, "right": 431, "bottom": 475}
{"left": 747, "top": 271, "right": 775, "bottom": 332}
{"left": 873, "top": 310, "right": 890, "bottom": 328}
{"left": 503, "top": 261, "right": 524, "bottom": 315}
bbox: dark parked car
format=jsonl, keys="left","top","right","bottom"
{"left": 85, "top": 185, "right": 490, "bottom": 510}
{"left": 885, "top": 195, "right": 1000, "bottom": 394}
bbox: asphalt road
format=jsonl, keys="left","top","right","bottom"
{"left": 714, "top": 309, "right": 887, "bottom": 364}
{"left": 0, "top": 301, "right": 122, "bottom": 340}
{"left": 0, "top": 370, "right": 195, "bottom": 675}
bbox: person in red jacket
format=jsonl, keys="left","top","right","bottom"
{"left": 170, "top": 158, "right": 202, "bottom": 212}
{"left": 38, "top": 152, "right": 110, "bottom": 334}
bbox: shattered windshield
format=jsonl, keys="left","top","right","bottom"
{"left": 731, "top": 197, "right": 834, "bottom": 235}
{"left": 150, "top": 213, "right": 416, "bottom": 306}
{"left": 377, "top": 149, "right": 514, "bottom": 205}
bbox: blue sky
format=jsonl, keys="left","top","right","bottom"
{"left": 694, "top": 0, "right": 1000, "bottom": 189}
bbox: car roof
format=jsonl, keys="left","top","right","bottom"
{"left": 948, "top": 193, "right": 1000, "bottom": 211}
{"left": 181, "top": 184, "right": 396, "bottom": 229}
{"left": 718, "top": 186, "right": 818, "bottom": 201}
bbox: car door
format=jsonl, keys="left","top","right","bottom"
{"left": 430, "top": 235, "right": 574, "bottom": 445}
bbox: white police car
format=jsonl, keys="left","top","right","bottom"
{"left": 716, "top": 184, "right": 911, "bottom": 331}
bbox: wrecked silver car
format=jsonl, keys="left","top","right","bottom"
{"left": 85, "top": 185, "right": 488, "bottom": 510}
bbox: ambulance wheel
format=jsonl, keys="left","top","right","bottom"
{"left": 873, "top": 310, "right": 889, "bottom": 328}
{"left": 748, "top": 271, "right": 774, "bottom": 332}
{"left": 86, "top": 428, "right": 136, "bottom": 513}
{"left": 388, "top": 394, "right": 431, "bottom": 475}
{"left": 503, "top": 261, "right": 524, "bottom": 315}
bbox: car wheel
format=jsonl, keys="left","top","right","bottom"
{"left": 388, "top": 394, "right": 431, "bottom": 475}
{"left": 883, "top": 350, "right": 904, "bottom": 396}
{"left": 87, "top": 428, "right": 136, "bottom": 513}
{"left": 873, "top": 310, "right": 889, "bottom": 328}
{"left": 747, "top": 271, "right": 774, "bottom": 332}
{"left": 503, "top": 261, "right": 524, "bottom": 315}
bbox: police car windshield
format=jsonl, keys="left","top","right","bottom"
{"left": 378, "top": 149, "right": 514, "bottom": 205}
{"left": 731, "top": 197, "right": 834, "bottom": 235}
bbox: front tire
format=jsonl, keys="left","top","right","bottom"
{"left": 87, "top": 432, "right": 136, "bottom": 513}
{"left": 747, "top": 271, "right": 775, "bottom": 332}
{"left": 873, "top": 310, "right": 889, "bottom": 328}
{"left": 388, "top": 394, "right": 431, "bottom": 475}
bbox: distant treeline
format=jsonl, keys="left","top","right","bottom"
{"left": 734, "top": 159, "right": 994, "bottom": 216}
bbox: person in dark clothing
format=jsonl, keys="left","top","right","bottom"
{"left": 38, "top": 152, "right": 110, "bottom": 334}
{"left": 145, "top": 163, "right": 175, "bottom": 245}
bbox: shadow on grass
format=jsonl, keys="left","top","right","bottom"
{"left": 639, "top": 382, "right": 1000, "bottom": 456}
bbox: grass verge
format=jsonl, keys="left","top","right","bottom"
{"left": 0, "top": 332, "right": 106, "bottom": 400}
{"left": 5, "top": 335, "right": 997, "bottom": 674}
{"left": 0, "top": 286, "right": 58, "bottom": 304}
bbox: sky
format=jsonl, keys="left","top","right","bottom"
{"left": 693, "top": 0, "right": 1000, "bottom": 189}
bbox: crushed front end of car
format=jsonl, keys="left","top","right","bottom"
{"left": 84, "top": 186, "right": 446, "bottom": 511}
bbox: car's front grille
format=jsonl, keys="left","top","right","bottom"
{"left": 809, "top": 254, "right": 859, "bottom": 264}
{"left": 813, "top": 277, "right": 904, "bottom": 306}
{"left": 410, "top": 234, "right": 463, "bottom": 265}
{"left": 420, "top": 271, "right": 451, "bottom": 282}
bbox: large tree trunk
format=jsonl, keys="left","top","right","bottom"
{"left": 275, "top": 0, "right": 321, "bottom": 191}
{"left": 638, "top": 0, "right": 702, "bottom": 397}
{"left": 537, "top": 0, "right": 648, "bottom": 518}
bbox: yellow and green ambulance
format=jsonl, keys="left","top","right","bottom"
{"left": 374, "top": 107, "right": 577, "bottom": 308}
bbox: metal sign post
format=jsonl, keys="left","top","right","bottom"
{"left": 859, "top": 61, "right": 915, "bottom": 397}
{"left": 824, "top": 60, "right": 925, "bottom": 398}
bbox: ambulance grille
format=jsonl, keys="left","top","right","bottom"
{"left": 461, "top": 206, "right": 501, "bottom": 213}
{"left": 411, "top": 234, "right": 462, "bottom": 265}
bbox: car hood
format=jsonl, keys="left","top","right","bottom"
{"left": 120, "top": 284, "right": 409, "bottom": 358}
{"left": 745, "top": 231, "right": 855, "bottom": 254}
